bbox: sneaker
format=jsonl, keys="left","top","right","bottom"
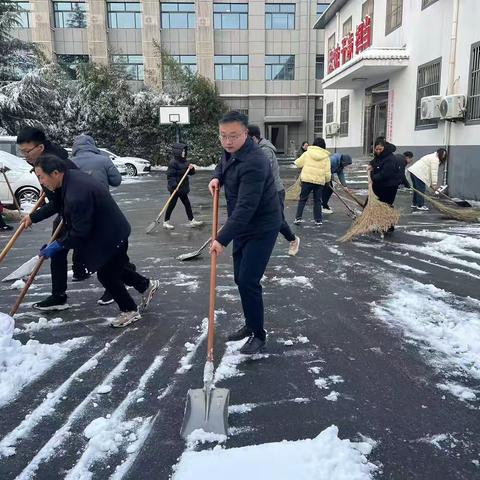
{"left": 293, "top": 218, "right": 304, "bottom": 225}
{"left": 315, "top": 221, "right": 323, "bottom": 225}
{"left": 111, "top": 310, "right": 141, "bottom": 328}
{"left": 239, "top": 336, "right": 266, "bottom": 355}
{"left": 417, "top": 205, "right": 429, "bottom": 211}
{"left": 227, "top": 325, "right": 253, "bottom": 342}
{"left": 33, "top": 294, "right": 70, "bottom": 311}
{"left": 140, "top": 279, "right": 160, "bottom": 313}
{"left": 188, "top": 219, "right": 203, "bottom": 227}
{"left": 72, "top": 272, "right": 91, "bottom": 282}
{"left": 411, "top": 205, "right": 417, "bottom": 209}
{"left": 288, "top": 236, "right": 300, "bottom": 256}
{"left": 0, "top": 224, "right": 13, "bottom": 231}
{"left": 97, "top": 291, "right": 114, "bottom": 305}
{"left": 163, "top": 221, "right": 175, "bottom": 230}
{"left": 323, "top": 207, "right": 333, "bottom": 214}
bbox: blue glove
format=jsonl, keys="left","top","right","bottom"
{"left": 40, "top": 241, "right": 64, "bottom": 259}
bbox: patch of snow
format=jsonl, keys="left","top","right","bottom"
{"left": 186, "top": 429, "right": 227, "bottom": 447}
{"left": 214, "top": 339, "right": 246, "bottom": 383}
{"left": 96, "top": 385, "right": 112, "bottom": 394}
{"left": 437, "top": 382, "right": 477, "bottom": 402}
{"left": 271, "top": 276, "right": 313, "bottom": 289}
{"left": 325, "top": 391, "right": 340, "bottom": 401}
{"left": 228, "top": 403, "right": 255, "bottom": 414}
{"left": 14, "top": 316, "right": 64, "bottom": 334}
{"left": 177, "top": 318, "right": 208, "bottom": 374}
{"left": 10, "top": 279, "right": 26, "bottom": 289}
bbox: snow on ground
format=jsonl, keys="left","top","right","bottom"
{"left": 172, "top": 425, "right": 377, "bottom": 480}
{"left": 373, "top": 278, "right": 480, "bottom": 402}
{"left": 0, "top": 313, "right": 87, "bottom": 409}
{"left": 177, "top": 317, "right": 208, "bottom": 374}
{"left": 270, "top": 276, "right": 313, "bottom": 289}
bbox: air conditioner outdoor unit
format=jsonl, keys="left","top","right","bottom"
{"left": 420, "top": 95, "right": 442, "bottom": 120}
{"left": 325, "top": 122, "right": 340, "bottom": 136}
{"left": 440, "top": 94, "right": 466, "bottom": 119}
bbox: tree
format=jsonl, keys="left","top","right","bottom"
{"left": 66, "top": 4, "right": 87, "bottom": 28}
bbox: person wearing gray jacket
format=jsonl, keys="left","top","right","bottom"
{"left": 71, "top": 134, "right": 122, "bottom": 189}
{"left": 248, "top": 125, "right": 300, "bottom": 256}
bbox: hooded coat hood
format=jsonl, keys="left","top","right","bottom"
{"left": 340, "top": 154, "right": 352, "bottom": 167}
{"left": 72, "top": 135, "right": 102, "bottom": 156}
{"left": 171, "top": 142, "right": 188, "bottom": 161}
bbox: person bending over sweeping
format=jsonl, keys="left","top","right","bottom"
{"left": 163, "top": 143, "right": 203, "bottom": 230}
{"left": 322, "top": 153, "right": 352, "bottom": 214}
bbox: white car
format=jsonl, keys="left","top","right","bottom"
{"left": 65, "top": 148, "right": 128, "bottom": 176}
{"left": 0, "top": 151, "right": 41, "bottom": 208}
{"left": 98, "top": 148, "right": 151, "bottom": 177}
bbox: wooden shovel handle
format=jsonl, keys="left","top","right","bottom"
{"left": 10, "top": 219, "right": 64, "bottom": 316}
{"left": 0, "top": 192, "right": 45, "bottom": 264}
{"left": 207, "top": 187, "right": 219, "bottom": 363}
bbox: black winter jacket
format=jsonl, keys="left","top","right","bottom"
{"left": 370, "top": 145, "right": 403, "bottom": 188}
{"left": 213, "top": 136, "right": 281, "bottom": 247}
{"left": 166, "top": 143, "right": 195, "bottom": 195}
{"left": 57, "top": 169, "right": 131, "bottom": 272}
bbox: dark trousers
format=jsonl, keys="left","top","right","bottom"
{"left": 411, "top": 174, "right": 426, "bottom": 207}
{"left": 278, "top": 190, "right": 296, "bottom": 242}
{"left": 322, "top": 181, "right": 333, "bottom": 208}
{"left": 233, "top": 231, "right": 278, "bottom": 340}
{"left": 295, "top": 182, "right": 324, "bottom": 222}
{"left": 97, "top": 240, "right": 150, "bottom": 312}
{"left": 165, "top": 191, "right": 193, "bottom": 221}
{"left": 372, "top": 184, "right": 398, "bottom": 206}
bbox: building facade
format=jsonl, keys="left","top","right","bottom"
{"left": 12, "top": 0, "right": 333, "bottom": 156}
{"left": 316, "top": 0, "right": 480, "bottom": 199}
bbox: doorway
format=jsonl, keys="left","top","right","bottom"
{"left": 363, "top": 81, "right": 389, "bottom": 155}
{"left": 266, "top": 124, "right": 287, "bottom": 154}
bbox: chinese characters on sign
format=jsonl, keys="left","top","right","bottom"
{"left": 328, "top": 16, "right": 372, "bottom": 74}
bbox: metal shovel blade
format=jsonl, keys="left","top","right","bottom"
{"left": 2, "top": 255, "right": 39, "bottom": 282}
{"left": 180, "top": 387, "right": 230, "bottom": 439}
{"left": 145, "top": 221, "right": 158, "bottom": 234}
{"left": 177, "top": 249, "right": 203, "bottom": 261}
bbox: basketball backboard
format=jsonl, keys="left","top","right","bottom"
{"left": 159, "top": 106, "right": 190, "bottom": 125}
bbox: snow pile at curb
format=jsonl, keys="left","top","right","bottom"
{"left": 0, "top": 313, "right": 87, "bottom": 408}
{"left": 173, "top": 425, "right": 377, "bottom": 480}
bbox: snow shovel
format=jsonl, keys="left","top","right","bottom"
{"left": 0, "top": 192, "right": 45, "bottom": 265}
{"left": 176, "top": 225, "right": 224, "bottom": 261}
{"left": 9, "top": 220, "right": 64, "bottom": 316}
{"left": 180, "top": 186, "right": 229, "bottom": 440}
{"left": 145, "top": 165, "right": 193, "bottom": 234}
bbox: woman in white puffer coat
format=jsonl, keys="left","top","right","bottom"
{"left": 407, "top": 148, "right": 447, "bottom": 210}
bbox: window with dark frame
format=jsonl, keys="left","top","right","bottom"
{"left": 327, "top": 32, "right": 336, "bottom": 52}
{"left": 362, "top": 0, "right": 374, "bottom": 21}
{"left": 314, "top": 106, "right": 324, "bottom": 138}
{"left": 107, "top": 2, "right": 142, "bottom": 29}
{"left": 214, "top": 3, "right": 248, "bottom": 29}
{"left": 112, "top": 54, "right": 144, "bottom": 80}
{"left": 265, "top": 55, "right": 295, "bottom": 80}
{"left": 342, "top": 17, "right": 352, "bottom": 37}
{"left": 339, "top": 96, "right": 349, "bottom": 136}
{"left": 315, "top": 54, "right": 324, "bottom": 80}
{"left": 160, "top": 3, "right": 195, "bottom": 29}
{"left": 265, "top": 4, "right": 295, "bottom": 30}
{"left": 467, "top": 42, "right": 480, "bottom": 123}
{"left": 53, "top": 2, "right": 87, "bottom": 28}
{"left": 15, "top": 2, "right": 31, "bottom": 28}
{"left": 316, "top": 2, "right": 329, "bottom": 15}
{"left": 214, "top": 55, "right": 248, "bottom": 80}
{"left": 415, "top": 58, "right": 441, "bottom": 129}
{"left": 385, "top": 0, "right": 402, "bottom": 35}
{"left": 326, "top": 102, "right": 334, "bottom": 123}
{"left": 422, "top": 0, "right": 439, "bottom": 9}
{"left": 170, "top": 55, "right": 197, "bottom": 74}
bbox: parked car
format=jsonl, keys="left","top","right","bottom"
{"left": 0, "top": 151, "right": 41, "bottom": 208}
{"left": 98, "top": 148, "right": 151, "bottom": 176}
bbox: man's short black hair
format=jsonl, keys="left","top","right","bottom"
{"left": 219, "top": 111, "right": 248, "bottom": 128}
{"left": 16, "top": 127, "right": 47, "bottom": 145}
{"left": 313, "top": 137, "right": 326, "bottom": 149}
{"left": 403, "top": 151, "right": 414, "bottom": 158}
{"left": 34, "top": 153, "right": 67, "bottom": 174}
{"left": 247, "top": 124, "right": 261, "bottom": 140}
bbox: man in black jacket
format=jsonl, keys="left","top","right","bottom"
{"left": 209, "top": 111, "right": 282, "bottom": 355}
{"left": 17, "top": 127, "right": 89, "bottom": 310}
{"left": 34, "top": 154, "right": 159, "bottom": 328}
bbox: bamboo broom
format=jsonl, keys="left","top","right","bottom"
{"left": 285, "top": 175, "right": 301, "bottom": 201}
{"left": 339, "top": 182, "right": 400, "bottom": 242}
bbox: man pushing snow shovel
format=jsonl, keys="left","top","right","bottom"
{"left": 208, "top": 111, "right": 281, "bottom": 355}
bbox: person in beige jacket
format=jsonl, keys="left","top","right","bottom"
{"left": 407, "top": 148, "right": 447, "bottom": 210}
{"left": 293, "top": 137, "right": 331, "bottom": 225}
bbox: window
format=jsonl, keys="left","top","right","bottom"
{"left": 326, "top": 102, "right": 334, "bottom": 123}
{"left": 170, "top": 55, "right": 197, "bottom": 74}
{"left": 214, "top": 55, "right": 248, "bottom": 80}
{"left": 57, "top": 54, "right": 89, "bottom": 79}
{"left": 339, "top": 96, "right": 349, "bottom": 136}
{"left": 237, "top": 108, "right": 248, "bottom": 119}
{"left": 342, "top": 17, "right": 352, "bottom": 37}
{"left": 315, "top": 55, "right": 324, "bottom": 80}
{"left": 15, "top": 2, "right": 31, "bottom": 28}
{"left": 385, "top": 0, "right": 402, "bottom": 35}
{"left": 314, "top": 106, "right": 323, "bottom": 138}
{"left": 214, "top": 3, "right": 247, "bottom": 29}
{"left": 112, "top": 54, "right": 144, "bottom": 80}
{"left": 107, "top": 2, "right": 142, "bottom": 28}
{"left": 327, "top": 33, "right": 336, "bottom": 52}
{"left": 415, "top": 58, "right": 441, "bottom": 129}
{"left": 53, "top": 2, "right": 86, "bottom": 28}
{"left": 316, "top": 2, "right": 329, "bottom": 15}
{"left": 362, "top": 0, "right": 374, "bottom": 20}
{"left": 265, "top": 4, "right": 295, "bottom": 30}
{"left": 467, "top": 42, "right": 480, "bottom": 123}
{"left": 422, "top": 0, "right": 439, "bottom": 9}
{"left": 265, "top": 55, "right": 295, "bottom": 80}
{"left": 161, "top": 3, "right": 195, "bottom": 29}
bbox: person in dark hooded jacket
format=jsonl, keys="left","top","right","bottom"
{"left": 322, "top": 153, "right": 352, "bottom": 213}
{"left": 163, "top": 143, "right": 203, "bottom": 230}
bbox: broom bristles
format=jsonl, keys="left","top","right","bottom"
{"left": 285, "top": 176, "right": 301, "bottom": 201}
{"left": 411, "top": 188, "right": 480, "bottom": 222}
{"left": 339, "top": 183, "right": 400, "bottom": 242}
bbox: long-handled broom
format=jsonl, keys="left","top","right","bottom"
{"left": 285, "top": 175, "right": 301, "bottom": 201}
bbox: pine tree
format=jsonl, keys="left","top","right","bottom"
{"left": 66, "top": 4, "right": 87, "bottom": 28}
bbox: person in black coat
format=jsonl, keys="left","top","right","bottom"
{"left": 209, "top": 111, "right": 282, "bottom": 355}
{"left": 163, "top": 142, "right": 203, "bottom": 230}
{"left": 34, "top": 154, "right": 160, "bottom": 328}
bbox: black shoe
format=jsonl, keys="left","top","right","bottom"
{"left": 239, "top": 336, "right": 266, "bottom": 355}
{"left": 0, "top": 224, "right": 13, "bottom": 231}
{"left": 33, "top": 294, "right": 69, "bottom": 311}
{"left": 72, "top": 272, "right": 91, "bottom": 282}
{"left": 227, "top": 326, "right": 253, "bottom": 342}
{"left": 97, "top": 291, "right": 114, "bottom": 305}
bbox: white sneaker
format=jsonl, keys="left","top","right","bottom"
{"left": 163, "top": 221, "right": 174, "bottom": 230}
{"left": 111, "top": 310, "right": 141, "bottom": 328}
{"left": 140, "top": 279, "right": 160, "bottom": 313}
{"left": 188, "top": 219, "right": 204, "bottom": 227}
{"left": 417, "top": 205, "right": 429, "bottom": 211}
{"left": 288, "top": 236, "right": 300, "bottom": 256}
{"left": 323, "top": 207, "right": 333, "bottom": 214}
{"left": 293, "top": 218, "right": 304, "bottom": 225}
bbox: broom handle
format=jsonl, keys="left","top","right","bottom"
{"left": 328, "top": 184, "right": 357, "bottom": 216}
{"left": 10, "top": 219, "right": 64, "bottom": 316}
{"left": 0, "top": 192, "right": 46, "bottom": 264}
{"left": 332, "top": 179, "right": 366, "bottom": 208}
{"left": 206, "top": 187, "right": 219, "bottom": 364}
{"left": 2, "top": 170, "right": 22, "bottom": 213}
